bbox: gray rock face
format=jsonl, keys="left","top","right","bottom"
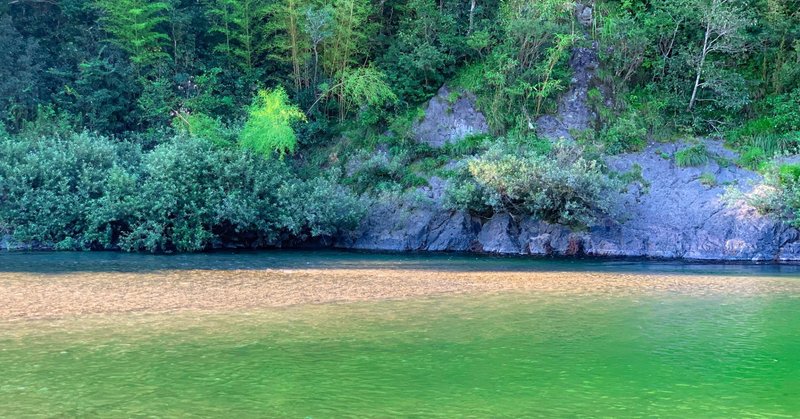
{"left": 412, "top": 85, "right": 489, "bottom": 148}
{"left": 536, "top": 4, "right": 599, "bottom": 141}
{"left": 338, "top": 140, "right": 800, "bottom": 261}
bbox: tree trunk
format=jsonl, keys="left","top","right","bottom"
{"left": 688, "top": 23, "right": 711, "bottom": 111}
{"left": 468, "top": 0, "right": 476, "bottom": 34}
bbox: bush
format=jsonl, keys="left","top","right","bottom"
{"left": 738, "top": 146, "right": 768, "bottom": 170}
{"left": 0, "top": 133, "right": 364, "bottom": 251}
{"left": 727, "top": 89, "right": 800, "bottom": 158}
{"left": 239, "top": 87, "right": 306, "bottom": 158}
{"left": 699, "top": 172, "right": 717, "bottom": 187}
{"left": 0, "top": 132, "right": 133, "bottom": 248}
{"left": 597, "top": 110, "right": 648, "bottom": 154}
{"left": 445, "top": 140, "right": 621, "bottom": 227}
{"left": 733, "top": 164, "right": 800, "bottom": 228}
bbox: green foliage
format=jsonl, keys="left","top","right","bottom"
{"left": 442, "top": 133, "right": 491, "bottom": 157}
{"left": 239, "top": 87, "right": 306, "bottom": 157}
{"left": 699, "top": 172, "right": 717, "bottom": 187}
{"left": 779, "top": 164, "right": 800, "bottom": 185}
{"left": 94, "top": 0, "right": 171, "bottom": 68}
{"left": 0, "top": 133, "right": 364, "bottom": 251}
{"left": 0, "top": 132, "right": 132, "bottom": 248}
{"left": 597, "top": 111, "right": 648, "bottom": 154}
{"left": 734, "top": 164, "right": 800, "bottom": 228}
{"left": 336, "top": 67, "right": 397, "bottom": 118}
{"left": 674, "top": 144, "right": 709, "bottom": 167}
{"left": 728, "top": 89, "right": 800, "bottom": 158}
{"left": 345, "top": 145, "right": 433, "bottom": 194}
{"left": 738, "top": 146, "right": 768, "bottom": 171}
{"left": 377, "top": 0, "right": 463, "bottom": 103}
{"left": 3, "top": 0, "right": 800, "bottom": 251}
{"left": 445, "top": 140, "right": 621, "bottom": 227}
{"left": 174, "top": 112, "right": 235, "bottom": 146}
{"left": 206, "top": 0, "right": 269, "bottom": 71}
{"left": 0, "top": 16, "right": 46, "bottom": 130}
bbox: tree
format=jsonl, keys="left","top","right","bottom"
{"left": 305, "top": 5, "right": 334, "bottom": 87}
{"left": 322, "top": 0, "right": 374, "bottom": 83}
{"left": 239, "top": 87, "right": 307, "bottom": 157}
{"left": 687, "top": 0, "right": 752, "bottom": 111}
{"left": 95, "top": 0, "right": 171, "bottom": 69}
{"left": 335, "top": 67, "right": 397, "bottom": 119}
{"left": 205, "top": 0, "right": 268, "bottom": 72}
{"left": 265, "top": 0, "right": 311, "bottom": 90}
{"left": 0, "top": 16, "right": 45, "bottom": 130}
{"left": 378, "top": 0, "right": 461, "bottom": 103}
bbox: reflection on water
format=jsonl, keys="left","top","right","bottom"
{"left": 0, "top": 251, "right": 799, "bottom": 416}
{"left": 2, "top": 249, "right": 800, "bottom": 276}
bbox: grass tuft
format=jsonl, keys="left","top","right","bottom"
{"left": 674, "top": 144, "right": 709, "bottom": 167}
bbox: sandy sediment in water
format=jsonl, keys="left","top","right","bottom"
{"left": 1, "top": 268, "right": 798, "bottom": 320}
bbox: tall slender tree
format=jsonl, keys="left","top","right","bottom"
{"left": 205, "top": 0, "right": 268, "bottom": 72}
{"left": 95, "top": 0, "right": 171, "bottom": 69}
{"left": 687, "top": 0, "right": 752, "bottom": 111}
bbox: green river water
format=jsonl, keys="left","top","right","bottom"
{"left": 1, "top": 251, "right": 800, "bottom": 417}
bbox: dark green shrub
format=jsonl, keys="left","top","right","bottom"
{"left": 0, "top": 133, "right": 364, "bottom": 251}
{"left": 598, "top": 111, "right": 648, "bottom": 154}
{"left": 0, "top": 132, "right": 132, "bottom": 248}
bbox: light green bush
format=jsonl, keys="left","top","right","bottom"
{"left": 445, "top": 140, "right": 621, "bottom": 227}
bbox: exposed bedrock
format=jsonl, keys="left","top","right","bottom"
{"left": 337, "top": 140, "right": 800, "bottom": 261}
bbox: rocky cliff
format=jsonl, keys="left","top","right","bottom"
{"left": 337, "top": 139, "right": 800, "bottom": 261}
{"left": 336, "top": 1, "right": 800, "bottom": 261}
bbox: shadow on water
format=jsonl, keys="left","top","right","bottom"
{"left": 1, "top": 249, "right": 799, "bottom": 277}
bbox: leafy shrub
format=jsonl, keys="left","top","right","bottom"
{"left": 345, "top": 146, "right": 431, "bottom": 194}
{"left": 597, "top": 110, "right": 648, "bottom": 154}
{"left": 728, "top": 89, "right": 800, "bottom": 158}
{"left": 738, "top": 146, "right": 768, "bottom": 170}
{"left": 445, "top": 140, "right": 621, "bottom": 227}
{"left": 779, "top": 164, "right": 800, "bottom": 184}
{"left": 0, "top": 133, "right": 364, "bottom": 251}
{"left": 0, "top": 132, "right": 132, "bottom": 247}
{"left": 239, "top": 87, "right": 306, "bottom": 157}
{"left": 674, "top": 144, "right": 709, "bottom": 167}
{"left": 442, "top": 133, "right": 491, "bottom": 156}
{"left": 174, "top": 112, "right": 237, "bottom": 146}
{"left": 732, "top": 164, "right": 800, "bottom": 228}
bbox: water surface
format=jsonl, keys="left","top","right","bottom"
{"left": 1, "top": 251, "right": 799, "bottom": 416}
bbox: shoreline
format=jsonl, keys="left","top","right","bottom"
{"left": 4, "top": 246, "right": 800, "bottom": 264}
{"left": 2, "top": 267, "right": 800, "bottom": 321}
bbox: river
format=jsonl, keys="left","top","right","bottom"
{"left": 1, "top": 251, "right": 799, "bottom": 416}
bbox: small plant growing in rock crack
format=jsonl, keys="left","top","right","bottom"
{"left": 699, "top": 172, "right": 717, "bottom": 187}
{"left": 675, "top": 144, "right": 709, "bottom": 167}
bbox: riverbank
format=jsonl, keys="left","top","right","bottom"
{"left": 3, "top": 260, "right": 800, "bottom": 321}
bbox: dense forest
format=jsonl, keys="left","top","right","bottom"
{"left": 0, "top": 0, "right": 798, "bottom": 251}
